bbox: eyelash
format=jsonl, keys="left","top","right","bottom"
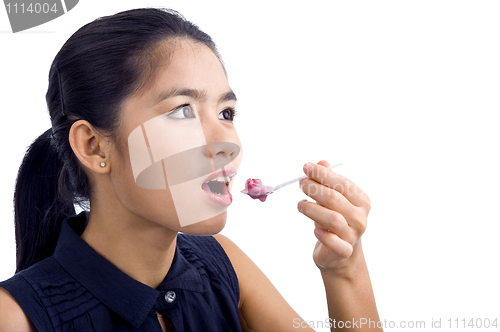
{"left": 220, "top": 107, "right": 238, "bottom": 122}
{"left": 168, "top": 104, "right": 238, "bottom": 122}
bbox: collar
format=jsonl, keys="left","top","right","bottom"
{"left": 53, "top": 212, "right": 204, "bottom": 327}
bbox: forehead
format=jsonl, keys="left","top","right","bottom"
{"left": 120, "top": 39, "right": 230, "bottom": 130}
{"left": 147, "top": 40, "right": 228, "bottom": 104}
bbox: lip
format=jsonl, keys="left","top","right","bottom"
{"left": 200, "top": 166, "right": 237, "bottom": 207}
{"left": 202, "top": 165, "right": 237, "bottom": 184}
{"left": 201, "top": 188, "right": 233, "bottom": 206}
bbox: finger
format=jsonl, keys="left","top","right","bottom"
{"left": 299, "top": 193, "right": 368, "bottom": 238}
{"left": 298, "top": 200, "right": 351, "bottom": 241}
{"left": 317, "top": 160, "right": 331, "bottom": 168}
{"left": 314, "top": 227, "right": 353, "bottom": 260}
{"left": 299, "top": 178, "right": 355, "bottom": 220}
{"left": 303, "top": 162, "right": 371, "bottom": 209}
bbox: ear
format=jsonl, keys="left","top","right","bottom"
{"left": 69, "top": 120, "right": 110, "bottom": 173}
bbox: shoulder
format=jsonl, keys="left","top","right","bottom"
{"left": 0, "top": 286, "right": 37, "bottom": 332}
{"left": 212, "top": 234, "right": 262, "bottom": 293}
{"left": 212, "top": 234, "right": 253, "bottom": 277}
{"left": 212, "top": 234, "right": 239, "bottom": 253}
{"left": 179, "top": 233, "right": 244, "bottom": 262}
{"left": 177, "top": 234, "right": 239, "bottom": 289}
{"left": 212, "top": 235, "right": 313, "bottom": 331}
{"left": 0, "top": 257, "right": 74, "bottom": 331}
{"left": 212, "top": 234, "right": 258, "bottom": 273}
{"left": 178, "top": 233, "right": 236, "bottom": 270}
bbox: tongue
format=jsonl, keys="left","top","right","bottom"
{"left": 202, "top": 183, "right": 232, "bottom": 202}
{"left": 202, "top": 182, "right": 229, "bottom": 195}
{"left": 217, "top": 183, "right": 228, "bottom": 195}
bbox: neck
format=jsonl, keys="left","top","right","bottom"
{"left": 82, "top": 197, "right": 177, "bottom": 290}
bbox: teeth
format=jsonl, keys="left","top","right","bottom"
{"left": 222, "top": 172, "right": 236, "bottom": 180}
{"left": 206, "top": 173, "right": 236, "bottom": 184}
{"left": 207, "top": 176, "right": 226, "bottom": 183}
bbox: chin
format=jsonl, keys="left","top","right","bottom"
{"left": 178, "top": 211, "right": 228, "bottom": 236}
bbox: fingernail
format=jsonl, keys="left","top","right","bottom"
{"left": 297, "top": 199, "right": 307, "bottom": 212}
{"left": 314, "top": 227, "right": 324, "bottom": 238}
{"left": 303, "top": 162, "right": 313, "bottom": 174}
{"left": 299, "top": 177, "right": 307, "bottom": 187}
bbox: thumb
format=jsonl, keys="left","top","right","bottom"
{"left": 317, "top": 160, "right": 331, "bottom": 168}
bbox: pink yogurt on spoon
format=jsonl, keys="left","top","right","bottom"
{"left": 241, "top": 178, "right": 274, "bottom": 202}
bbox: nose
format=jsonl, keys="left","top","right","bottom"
{"left": 210, "top": 142, "right": 240, "bottom": 170}
{"left": 200, "top": 112, "right": 240, "bottom": 169}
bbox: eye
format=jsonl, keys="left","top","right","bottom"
{"left": 167, "top": 104, "right": 196, "bottom": 119}
{"left": 218, "top": 108, "right": 237, "bottom": 122}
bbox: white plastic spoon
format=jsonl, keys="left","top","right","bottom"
{"left": 241, "top": 162, "right": 343, "bottom": 201}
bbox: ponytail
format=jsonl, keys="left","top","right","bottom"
{"left": 14, "top": 129, "right": 75, "bottom": 273}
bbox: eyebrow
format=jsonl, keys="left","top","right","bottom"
{"left": 154, "top": 88, "right": 237, "bottom": 105}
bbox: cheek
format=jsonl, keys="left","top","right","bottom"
{"left": 109, "top": 157, "right": 229, "bottom": 233}
{"left": 108, "top": 123, "right": 241, "bottom": 231}
{"left": 109, "top": 148, "right": 180, "bottom": 226}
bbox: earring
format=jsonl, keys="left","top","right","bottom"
{"left": 100, "top": 162, "right": 106, "bottom": 168}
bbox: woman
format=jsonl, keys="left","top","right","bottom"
{"left": 0, "top": 8, "right": 381, "bottom": 331}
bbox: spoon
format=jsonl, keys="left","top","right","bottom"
{"left": 241, "top": 162, "right": 344, "bottom": 202}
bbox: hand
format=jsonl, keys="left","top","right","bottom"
{"left": 297, "top": 160, "right": 371, "bottom": 273}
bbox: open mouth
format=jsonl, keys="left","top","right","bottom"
{"left": 200, "top": 168, "right": 237, "bottom": 206}
{"left": 202, "top": 177, "right": 231, "bottom": 195}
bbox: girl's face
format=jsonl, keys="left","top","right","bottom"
{"left": 108, "top": 39, "right": 242, "bottom": 234}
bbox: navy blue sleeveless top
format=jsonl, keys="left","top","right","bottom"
{"left": 0, "top": 212, "right": 242, "bottom": 331}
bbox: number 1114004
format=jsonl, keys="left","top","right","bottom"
{"left": 6, "top": 3, "right": 58, "bottom": 14}
{"left": 447, "top": 318, "right": 498, "bottom": 329}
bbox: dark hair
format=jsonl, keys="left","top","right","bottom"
{"left": 13, "top": 8, "right": 219, "bottom": 273}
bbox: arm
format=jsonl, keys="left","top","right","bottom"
{"left": 0, "top": 286, "right": 37, "bottom": 332}
{"left": 214, "top": 234, "right": 315, "bottom": 332}
{"left": 299, "top": 160, "right": 382, "bottom": 331}
{"left": 320, "top": 242, "right": 381, "bottom": 331}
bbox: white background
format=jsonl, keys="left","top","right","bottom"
{"left": 1, "top": 1, "right": 499, "bottom": 330}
